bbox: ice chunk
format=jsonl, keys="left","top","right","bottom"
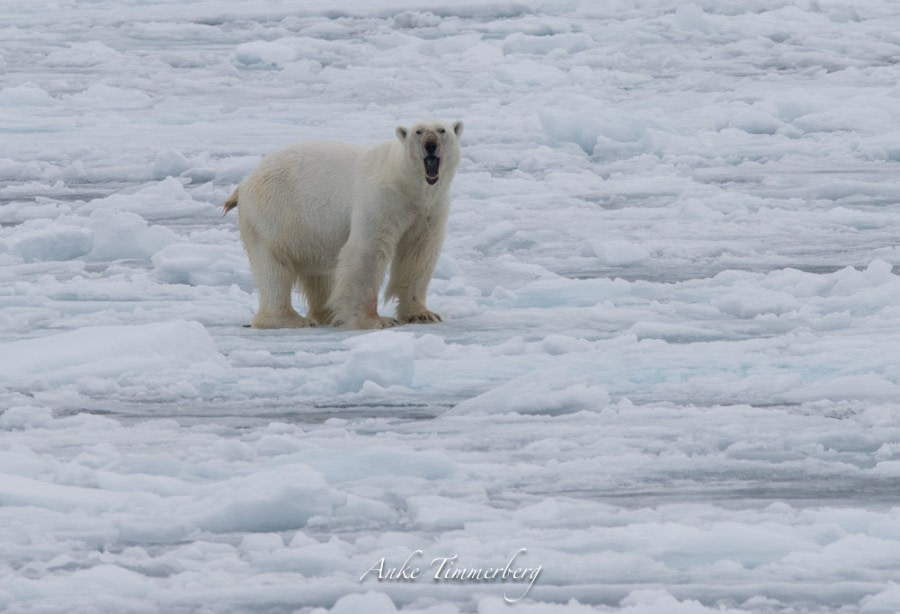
{"left": 785, "top": 374, "right": 900, "bottom": 403}
{"left": 82, "top": 177, "right": 209, "bottom": 220}
{"left": 541, "top": 334, "right": 592, "bottom": 355}
{"left": 432, "top": 253, "right": 463, "bottom": 279}
{"left": 473, "top": 221, "right": 518, "bottom": 252}
{"left": 45, "top": 41, "right": 122, "bottom": 66}
{"left": 0, "top": 406, "right": 54, "bottom": 430}
{"left": 302, "top": 447, "right": 455, "bottom": 483}
{"left": 215, "top": 155, "right": 262, "bottom": 184}
{"left": 68, "top": 84, "right": 152, "bottom": 109}
{"left": 865, "top": 259, "right": 893, "bottom": 285}
{"left": 86, "top": 209, "right": 177, "bottom": 261}
{"left": 196, "top": 467, "right": 333, "bottom": 533}
{"left": 498, "top": 277, "right": 631, "bottom": 308}
{"left": 151, "top": 241, "right": 251, "bottom": 287}
{"left": 0, "top": 320, "right": 223, "bottom": 384}
{"left": 152, "top": 149, "right": 191, "bottom": 180}
{"left": 234, "top": 41, "right": 297, "bottom": 67}
{"left": 0, "top": 474, "right": 121, "bottom": 511}
{"left": 502, "top": 32, "right": 594, "bottom": 55}
{"left": 5, "top": 224, "right": 92, "bottom": 263}
{"left": 619, "top": 588, "right": 746, "bottom": 613}
{"left": 337, "top": 331, "right": 415, "bottom": 392}
{"left": 673, "top": 4, "right": 712, "bottom": 33}
{"left": 862, "top": 583, "right": 900, "bottom": 613}
{"left": 715, "top": 288, "right": 801, "bottom": 318}
{"left": 322, "top": 593, "right": 398, "bottom": 614}
{"left": 449, "top": 368, "right": 610, "bottom": 416}
{"left": 728, "top": 106, "right": 783, "bottom": 135}
{"left": 239, "top": 533, "right": 285, "bottom": 555}
{"left": 539, "top": 104, "right": 658, "bottom": 155}
{"left": 407, "top": 495, "right": 502, "bottom": 530}
{"left": 0, "top": 83, "right": 54, "bottom": 107}
{"left": 591, "top": 240, "right": 651, "bottom": 266}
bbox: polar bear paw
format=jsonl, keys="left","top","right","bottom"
{"left": 401, "top": 309, "right": 443, "bottom": 324}
{"left": 340, "top": 315, "right": 399, "bottom": 329}
{"left": 251, "top": 310, "right": 314, "bottom": 329}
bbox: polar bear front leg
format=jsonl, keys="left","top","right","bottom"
{"left": 329, "top": 223, "right": 401, "bottom": 330}
{"left": 387, "top": 212, "right": 448, "bottom": 324}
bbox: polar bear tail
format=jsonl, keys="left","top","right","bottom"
{"left": 222, "top": 188, "right": 239, "bottom": 214}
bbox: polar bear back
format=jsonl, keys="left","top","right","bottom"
{"left": 237, "top": 140, "right": 396, "bottom": 273}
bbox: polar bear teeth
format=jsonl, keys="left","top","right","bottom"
{"left": 424, "top": 155, "right": 440, "bottom": 184}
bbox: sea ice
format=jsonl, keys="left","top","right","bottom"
{"left": 0, "top": 0, "right": 899, "bottom": 612}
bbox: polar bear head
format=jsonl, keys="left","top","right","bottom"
{"left": 396, "top": 119, "right": 463, "bottom": 186}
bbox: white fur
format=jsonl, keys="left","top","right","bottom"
{"left": 227, "top": 119, "right": 463, "bottom": 329}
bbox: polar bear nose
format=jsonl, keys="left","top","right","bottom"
{"left": 424, "top": 140, "right": 438, "bottom": 155}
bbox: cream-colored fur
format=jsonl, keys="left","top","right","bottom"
{"left": 225, "top": 119, "right": 463, "bottom": 329}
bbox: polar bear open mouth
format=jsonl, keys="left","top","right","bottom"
{"left": 424, "top": 155, "right": 440, "bottom": 185}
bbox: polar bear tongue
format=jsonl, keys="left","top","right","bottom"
{"left": 424, "top": 155, "right": 440, "bottom": 185}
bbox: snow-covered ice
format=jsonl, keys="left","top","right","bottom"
{"left": 1, "top": 0, "right": 900, "bottom": 612}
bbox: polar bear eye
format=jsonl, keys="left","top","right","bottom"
{"left": 415, "top": 129, "right": 423, "bottom": 135}
{"left": 438, "top": 128, "right": 446, "bottom": 134}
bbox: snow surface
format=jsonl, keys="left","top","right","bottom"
{"left": 1, "top": 0, "right": 900, "bottom": 612}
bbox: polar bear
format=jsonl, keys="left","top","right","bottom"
{"left": 223, "top": 119, "right": 463, "bottom": 329}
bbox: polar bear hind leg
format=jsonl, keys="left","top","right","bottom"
{"left": 300, "top": 274, "right": 336, "bottom": 326}
{"left": 245, "top": 241, "right": 313, "bottom": 329}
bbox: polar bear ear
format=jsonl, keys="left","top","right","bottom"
{"left": 452, "top": 120, "right": 464, "bottom": 137}
{"left": 396, "top": 126, "right": 408, "bottom": 141}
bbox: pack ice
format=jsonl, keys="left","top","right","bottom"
{"left": 1, "top": 1, "right": 899, "bottom": 613}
